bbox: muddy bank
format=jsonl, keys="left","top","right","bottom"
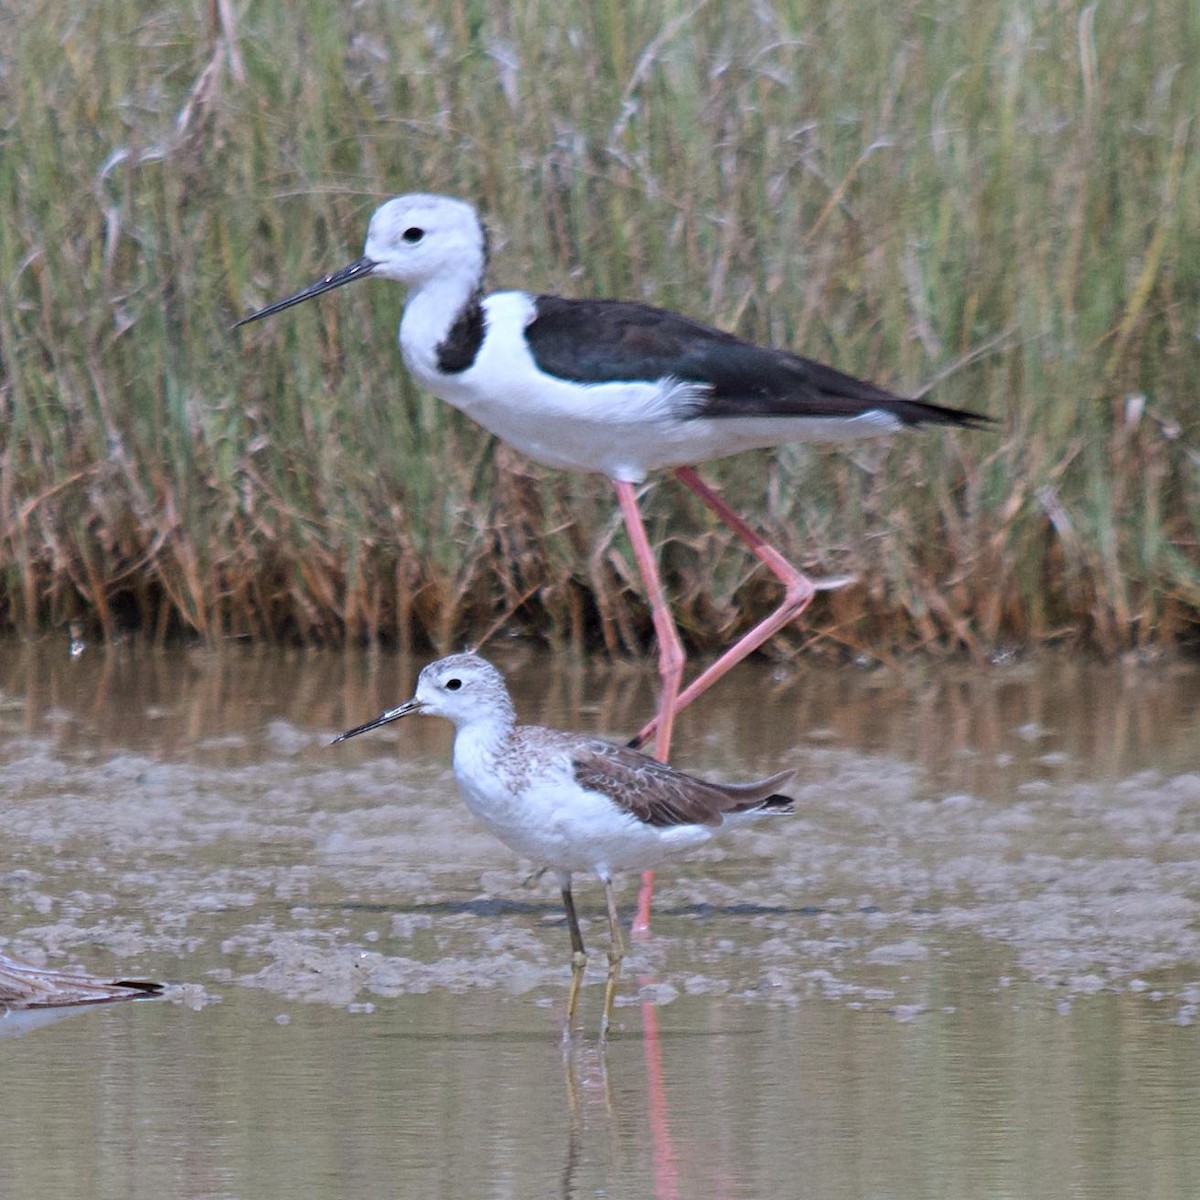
{"left": 2, "top": 644, "right": 1198, "bottom": 1022}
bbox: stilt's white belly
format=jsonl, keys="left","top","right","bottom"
{"left": 403, "top": 292, "right": 901, "bottom": 484}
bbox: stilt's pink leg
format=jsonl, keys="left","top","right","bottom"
{"left": 628, "top": 466, "right": 816, "bottom": 751}
{"left": 612, "top": 480, "right": 684, "bottom": 935}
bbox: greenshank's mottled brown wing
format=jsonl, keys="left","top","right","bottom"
{"left": 0, "top": 953, "right": 163, "bottom": 1010}
{"left": 565, "top": 736, "right": 795, "bottom": 828}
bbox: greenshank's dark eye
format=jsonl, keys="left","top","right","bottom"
{"left": 402, "top": 227, "right": 424, "bottom": 243}
{"left": 444, "top": 677, "right": 463, "bottom": 691}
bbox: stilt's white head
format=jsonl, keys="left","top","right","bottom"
{"left": 233, "top": 194, "right": 487, "bottom": 329}
{"left": 363, "top": 194, "right": 487, "bottom": 287}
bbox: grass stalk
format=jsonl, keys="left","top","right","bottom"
{"left": 1, "top": 0, "right": 1197, "bottom": 655}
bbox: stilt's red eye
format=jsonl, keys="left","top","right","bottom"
{"left": 444, "top": 678, "right": 462, "bottom": 691}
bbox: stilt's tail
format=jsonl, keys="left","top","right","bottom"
{"left": 887, "top": 396, "right": 996, "bottom": 430}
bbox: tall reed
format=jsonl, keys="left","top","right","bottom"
{"left": 1, "top": 0, "right": 1197, "bottom": 655}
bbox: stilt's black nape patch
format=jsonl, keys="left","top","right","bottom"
{"left": 435, "top": 289, "right": 487, "bottom": 373}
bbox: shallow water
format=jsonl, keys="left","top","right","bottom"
{"left": 2, "top": 641, "right": 1198, "bottom": 1198}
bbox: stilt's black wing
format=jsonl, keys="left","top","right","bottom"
{"left": 525, "top": 296, "right": 991, "bottom": 428}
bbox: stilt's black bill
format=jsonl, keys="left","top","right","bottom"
{"left": 233, "top": 257, "right": 377, "bottom": 329}
{"left": 332, "top": 699, "right": 424, "bottom": 744}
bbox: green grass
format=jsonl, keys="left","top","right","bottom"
{"left": 1, "top": 0, "right": 1198, "bottom": 656}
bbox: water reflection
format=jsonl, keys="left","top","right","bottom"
{"left": 3, "top": 640, "right": 1199, "bottom": 785}
{"left": 5, "top": 980, "right": 1195, "bottom": 1199}
{"left": 2, "top": 640, "right": 1200, "bottom": 1197}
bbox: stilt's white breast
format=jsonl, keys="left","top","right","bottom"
{"left": 401, "top": 289, "right": 905, "bottom": 481}
{"left": 403, "top": 292, "right": 676, "bottom": 482}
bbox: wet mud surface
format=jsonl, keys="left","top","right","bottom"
{"left": 2, "top": 642, "right": 1198, "bottom": 1024}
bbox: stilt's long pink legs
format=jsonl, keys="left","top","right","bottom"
{"left": 628, "top": 467, "right": 817, "bottom": 750}
{"left": 613, "top": 468, "right": 817, "bottom": 934}
{"left": 613, "top": 481, "right": 685, "bottom": 763}
{"left": 613, "top": 481, "right": 684, "bottom": 936}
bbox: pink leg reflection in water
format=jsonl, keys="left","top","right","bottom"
{"left": 639, "top": 989, "right": 680, "bottom": 1200}
{"left": 560, "top": 993, "right": 681, "bottom": 1200}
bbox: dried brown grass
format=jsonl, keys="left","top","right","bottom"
{"left": 1, "top": 0, "right": 1197, "bottom": 656}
